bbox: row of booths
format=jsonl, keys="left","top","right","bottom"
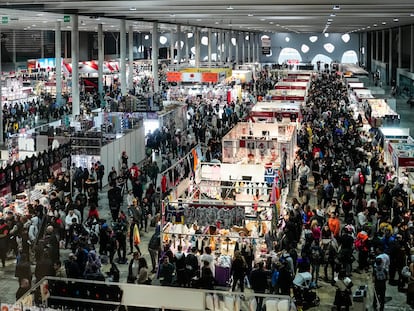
{"left": 159, "top": 70, "right": 309, "bottom": 288}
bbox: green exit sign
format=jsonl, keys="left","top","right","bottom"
{"left": 2, "top": 16, "right": 8, "bottom": 24}
{"left": 63, "top": 15, "right": 70, "bottom": 23}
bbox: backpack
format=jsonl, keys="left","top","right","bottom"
{"left": 359, "top": 173, "right": 365, "bottom": 185}
{"left": 271, "top": 270, "right": 280, "bottom": 287}
{"left": 375, "top": 264, "right": 387, "bottom": 281}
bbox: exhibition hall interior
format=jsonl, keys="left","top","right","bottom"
{"left": 0, "top": 1, "right": 414, "bottom": 311}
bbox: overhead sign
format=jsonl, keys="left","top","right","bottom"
{"left": 63, "top": 15, "right": 70, "bottom": 23}
{"left": 2, "top": 16, "right": 8, "bottom": 24}
{"left": 261, "top": 37, "right": 271, "bottom": 55}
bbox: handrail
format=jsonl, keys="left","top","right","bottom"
{"left": 17, "top": 276, "right": 294, "bottom": 311}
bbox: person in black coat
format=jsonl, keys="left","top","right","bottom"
{"left": 34, "top": 252, "right": 55, "bottom": 283}
{"left": 108, "top": 182, "right": 122, "bottom": 222}
{"left": 15, "top": 278, "right": 31, "bottom": 300}
{"left": 44, "top": 225, "right": 60, "bottom": 263}
{"left": 15, "top": 253, "right": 32, "bottom": 285}
{"left": 250, "top": 261, "right": 269, "bottom": 311}
{"left": 278, "top": 261, "right": 293, "bottom": 295}
{"left": 65, "top": 253, "right": 82, "bottom": 279}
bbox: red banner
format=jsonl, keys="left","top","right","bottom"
{"left": 201, "top": 72, "right": 218, "bottom": 83}
{"left": 166, "top": 72, "right": 183, "bottom": 82}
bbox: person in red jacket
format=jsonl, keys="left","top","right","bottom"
{"left": 328, "top": 212, "right": 341, "bottom": 238}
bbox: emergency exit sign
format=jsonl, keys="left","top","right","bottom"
{"left": 63, "top": 15, "right": 70, "bottom": 23}
{"left": 2, "top": 16, "right": 8, "bottom": 24}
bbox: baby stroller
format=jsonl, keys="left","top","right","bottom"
{"left": 293, "top": 272, "right": 320, "bottom": 310}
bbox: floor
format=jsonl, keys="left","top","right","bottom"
{"left": 1, "top": 77, "right": 414, "bottom": 310}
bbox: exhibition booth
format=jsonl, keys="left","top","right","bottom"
{"left": 249, "top": 101, "right": 302, "bottom": 124}
{"left": 221, "top": 121, "right": 296, "bottom": 168}
{"left": 364, "top": 98, "right": 400, "bottom": 127}
{"left": 353, "top": 88, "right": 375, "bottom": 102}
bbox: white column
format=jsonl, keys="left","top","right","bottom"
{"left": 128, "top": 25, "right": 134, "bottom": 91}
{"left": 235, "top": 32, "right": 239, "bottom": 65}
{"left": 40, "top": 30, "right": 45, "bottom": 58}
{"left": 71, "top": 14, "right": 80, "bottom": 116}
{"left": 256, "top": 33, "right": 260, "bottom": 62}
{"left": 219, "top": 30, "right": 223, "bottom": 64}
{"left": 55, "top": 21, "right": 62, "bottom": 107}
{"left": 228, "top": 31, "right": 233, "bottom": 63}
{"left": 176, "top": 24, "right": 181, "bottom": 64}
{"left": 170, "top": 29, "right": 175, "bottom": 64}
{"left": 195, "top": 28, "right": 200, "bottom": 68}
{"left": 208, "top": 29, "right": 212, "bottom": 68}
{"left": 222, "top": 32, "right": 226, "bottom": 63}
{"left": 242, "top": 32, "right": 246, "bottom": 64}
{"left": 152, "top": 23, "right": 159, "bottom": 93}
{"left": 249, "top": 32, "right": 256, "bottom": 63}
{"left": 185, "top": 31, "right": 189, "bottom": 63}
{"left": 247, "top": 33, "right": 251, "bottom": 63}
{"left": 120, "top": 19, "right": 127, "bottom": 96}
{"left": 98, "top": 24, "right": 104, "bottom": 106}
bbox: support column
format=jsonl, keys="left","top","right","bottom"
{"left": 152, "top": 23, "right": 159, "bottom": 93}
{"left": 0, "top": 29, "right": 3, "bottom": 145}
{"left": 170, "top": 29, "right": 175, "bottom": 64}
{"left": 40, "top": 30, "right": 45, "bottom": 58}
{"left": 98, "top": 24, "right": 104, "bottom": 106}
{"left": 242, "top": 32, "right": 246, "bottom": 64}
{"left": 71, "top": 14, "right": 80, "bottom": 116}
{"left": 247, "top": 33, "right": 251, "bottom": 63}
{"left": 228, "top": 31, "right": 233, "bottom": 63}
{"left": 370, "top": 32, "right": 374, "bottom": 72}
{"left": 411, "top": 25, "right": 414, "bottom": 73}
{"left": 55, "top": 21, "right": 62, "bottom": 107}
{"left": 398, "top": 27, "right": 402, "bottom": 68}
{"left": 375, "top": 31, "right": 379, "bottom": 61}
{"left": 218, "top": 31, "right": 223, "bottom": 64}
{"left": 389, "top": 29, "right": 393, "bottom": 84}
{"left": 222, "top": 32, "right": 226, "bottom": 63}
{"left": 185, "top": 31, "right": 189, "bottom": 63}
{"left": 177, "top": 25, "right": 181, "bottom": 64}
{"left": 120, "top": 19, "right": 127, "bottom": 96}
{"left": 128, "top": 26, "right": 134, "bottom": 91}
{"left": 256, "top": 33, "right": 260, "bottom": 62}
{"left": 195, "top": 28, "right": 200, "bottom": 68}
{"left": 381, "top": 30, "right": 385, "bottom": 63}
{"left": 235, "top": 32, "right": 239, "bottom": 65}
{"left": 208, "top": 29, "right": 212, "bottom": 68}
{"left": 12, "top": 30, "right": 16, "bottom": 71}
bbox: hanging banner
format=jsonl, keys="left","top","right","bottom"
{"left": 261, "top": 37, "right": 271, "bottom": 55}
{"left": 201, "top": 72, "right": 218, "bottom": 83}
{"left": 183, "top": 203, "right": 245, "bottom": 228}
{"left": 166, "top": 71, "right": 183, "bottom": 82}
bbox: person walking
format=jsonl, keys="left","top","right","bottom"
{"left": 373, "top": 257, "right": 388, "bottom": 311}
{"left": 231, "top": 251, "right": 247, "bottom": 293}
{"left": 250, "top": 261, "right": 269, "bottom": 311}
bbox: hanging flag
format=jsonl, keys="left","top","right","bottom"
{"left": 133, "top": 224, "right": 141, "bottom": 246}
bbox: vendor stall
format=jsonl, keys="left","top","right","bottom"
{"left": 364, "top": 98, "right": 400, "bottom": 128}
{"left": 221, "top": 121, "right": 296, "bottom": 169}
{"left": 250, "top": 101, "right": 302, "bottom": 124}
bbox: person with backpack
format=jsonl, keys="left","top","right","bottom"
{"left": 310, "top": 239, "right": 323, "bottom": 287}
{"left": 185, "top": 247, "right": 199, "bottom": 282}
{"left": 373, "top": 257, "right": 388, "bottom": 311}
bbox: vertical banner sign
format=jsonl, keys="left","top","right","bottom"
{"left": 261, "top": 37, "right": 271, "bottom": 55}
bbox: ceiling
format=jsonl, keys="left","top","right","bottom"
{"left": 0, "top": 0, "right": 414, "bottom": 34}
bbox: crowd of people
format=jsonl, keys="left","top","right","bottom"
{"left": 2, "top": 69, "right": 414, "bottom": 311}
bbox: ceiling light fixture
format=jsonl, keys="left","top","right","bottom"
{"left": 248, "top": 14, "right": 253, "bottom": 17}
{"left": 381, "top": 21, "right": 386, "bottom": 25}
{"left": 393, "top": 18, "right": 399, "bottom": 22}
{"left": 410, "top": 13, "right": 414, "bottom": 17}
{"left": 373, "top": 24, "right": 377, "bottom": 27}
{"left": 130, "top": 7, "right": 137, "bottom": 11}
{"left": 227, "top": 6, "right": 234, "bottom": 10}
{"left": 333, "top": 5, "right": 340, "bottom": 10}
{"left": 260, "top": 18, "right": 266, "bottom": 21}
{"left": 328, "top": 18, "right": 333, "bottom": 22}
{"left": 330, "top": 13, "right": 336, "bottom": 17}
